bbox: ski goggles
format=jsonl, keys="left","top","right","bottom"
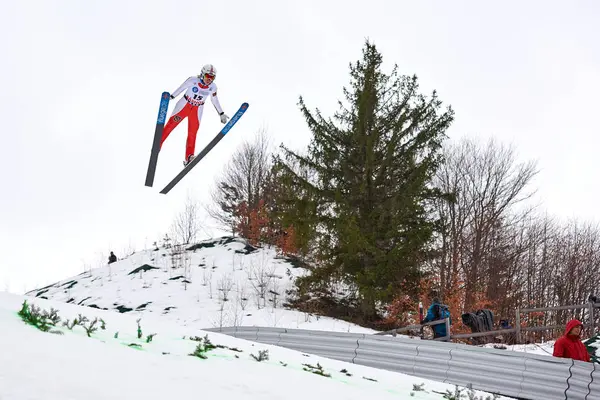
{"left": 203, "top": 73, "right": 215, "bottom": 81}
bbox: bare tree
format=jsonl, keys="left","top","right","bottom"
{"left": 431, "top": 136, "right": 539, "bottom": 310}
{"left": 171, "top": 192, "right": 203, "bottom": 245}
{"left": 120, "top": 240, "right": 136, "bottom": 258}
{"left": 247, "top": 254, "right": 276, "bottom": 309}
{"left": 504, "top": 214, "right": 600, "bottom": 342}
{"left": 426, "top": 135, "right": 600, "bottom": 341}
{"left": 217, "top": 274, "right": 234, "bottom": 303}
{"left": 201, "top": 266, "right": 212, "bottom": 286}
{"left": 236, "top": 280, "right": 249, "bottom": 311}
{"left": 206, "top": 128, "right": 273, "bottom": 234}
{"left": 182, "top": 250, "right": 192, "bottom": 291}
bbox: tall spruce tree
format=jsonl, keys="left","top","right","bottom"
{"left": 266, "top": 155, "right": 319, "bottom": 258}
{"left": 277, "top": 41, "right": 454, "bottom": 322}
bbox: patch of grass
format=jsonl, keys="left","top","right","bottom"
{"left": 432, "top": 385, "right": 500, "bottom": 400}
{"left": 412, "top": 383, "right": 426, "bottom": 393}
{"left": 83, "top": 317, "right": 99, "bottom": 337}
{"left": 189, "top": 335, "right": 218, "bottom": 359}
{"left": 62, "top": 314, "right": 100, "bottom": 337}
{"left": 17, "top": 300, "right": 101, "bottom": 338}
{"left": 250, "top": 349, "right": 269, "bottom": 362}
{"left": 63, "top": 318, "right": 78, "bottom": 330}
{"left": 302, "top": 362, "right": 331, "bottom": 378}
{"left": 188, "top": 336, "right": 242, "bottom": 355}
{"left": 18, "top": 300, "right": 61, "bottom": 333}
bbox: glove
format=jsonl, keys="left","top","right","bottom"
{"left": 220, "top": 112, "right": 230, "bottom": 124}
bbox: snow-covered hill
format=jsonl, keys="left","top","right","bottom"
{"left": 17, "top": 234, "right": 593, "bottom": 399}
{"left": 2, "top": 291, "right": 510, "bottom": 399}
{"left": 25, "top": 236, "right": 374, "bottom": 333}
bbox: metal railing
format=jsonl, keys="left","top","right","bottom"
{"left": 376, "top": 302, "right": 600, "bottom": 344}
{"left": 206, "top": 326, "right": 598, "bottom": 400}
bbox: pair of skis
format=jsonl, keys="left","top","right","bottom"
{"left": 144, "top": 91, "right": 249, "bottom": 194}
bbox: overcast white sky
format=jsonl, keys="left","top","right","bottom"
{"left": 1, "top": 0, "right": 599, "bottom": 293}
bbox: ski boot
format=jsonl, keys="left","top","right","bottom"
{"left": 183, "top": 154, "right": 195, "bottom": 167}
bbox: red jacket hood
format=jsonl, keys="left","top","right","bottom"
{"left": 564, "top": 319, "right": 583, "bottom": 336}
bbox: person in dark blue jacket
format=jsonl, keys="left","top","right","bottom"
{"left": 420, "top": 291, "right": 451, "bottom": 340}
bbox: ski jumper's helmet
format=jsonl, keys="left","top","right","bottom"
{"left": 200, "top": 64, "right": 216, "bottom": 83}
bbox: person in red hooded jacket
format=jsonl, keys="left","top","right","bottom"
{"left": 553, "top": 319, "right": 591, "bottom": 362}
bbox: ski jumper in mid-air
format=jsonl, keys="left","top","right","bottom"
{"left": 160, "top": 64, "right": 230, "bottom": 166}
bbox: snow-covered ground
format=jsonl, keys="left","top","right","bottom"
{"left": 482, "top": 341, "right": 555, "bottom": 357}
{"left": 482, "top": 336, "right": 600, "bottom": 360}
{"left": 1, "top": 291, "right": 510, "bottom": 399}
{"left": 26, "top": 236, "right": 374, "bottom": 334}
{"left": 12, "top": 235, "right": 595, "bottom": 398}
{"left": 27, "top": 235, "right": 593, "bottom": 359}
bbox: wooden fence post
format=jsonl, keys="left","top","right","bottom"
{"left": 516, "top": 308, "right": 521, "bottom": 344}
{"left": 589, "top": 302, "right": 595, "bottom": 336}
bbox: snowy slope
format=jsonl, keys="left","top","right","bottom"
{"left": 1, "top": 291, "right": 511, "bottom": 400}
{"left": 25, "top": 236, "right": 374, "bottom": 333}
{"left": 483, "top": 342, "right": 555, "bottom": 356}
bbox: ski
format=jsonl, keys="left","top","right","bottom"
{"left": 145, "top": 92, "right": 171, "bottom": 187}
{"left": 159, "top": 102, "right": 249, "bottom": 194}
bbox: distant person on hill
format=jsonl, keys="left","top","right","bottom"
{"left": 420, "top": 290, "right": 452, "bottom": 341}
{"left": 108, "top": 252, "right": 117, "bottom": 264}
{"left": 553, "top": 319, "right": 591, "bottom": 362}
{"left": 499, "top": 319, "right": 516, "bottom": 345}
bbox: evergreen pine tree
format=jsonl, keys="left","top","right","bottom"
{"left": 267, "top": 152, "right": 320, "bottom": 259}
{"left": 276, "top": 40, "right": 454, "bottom": 322}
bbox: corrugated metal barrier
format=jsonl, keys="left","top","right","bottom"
{"left": 205, "top": 326, "right": 598, "bottom": 400}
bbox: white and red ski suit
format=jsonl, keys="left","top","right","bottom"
{"left": 160, "top": 76, "right": 225, "bottom": 160}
